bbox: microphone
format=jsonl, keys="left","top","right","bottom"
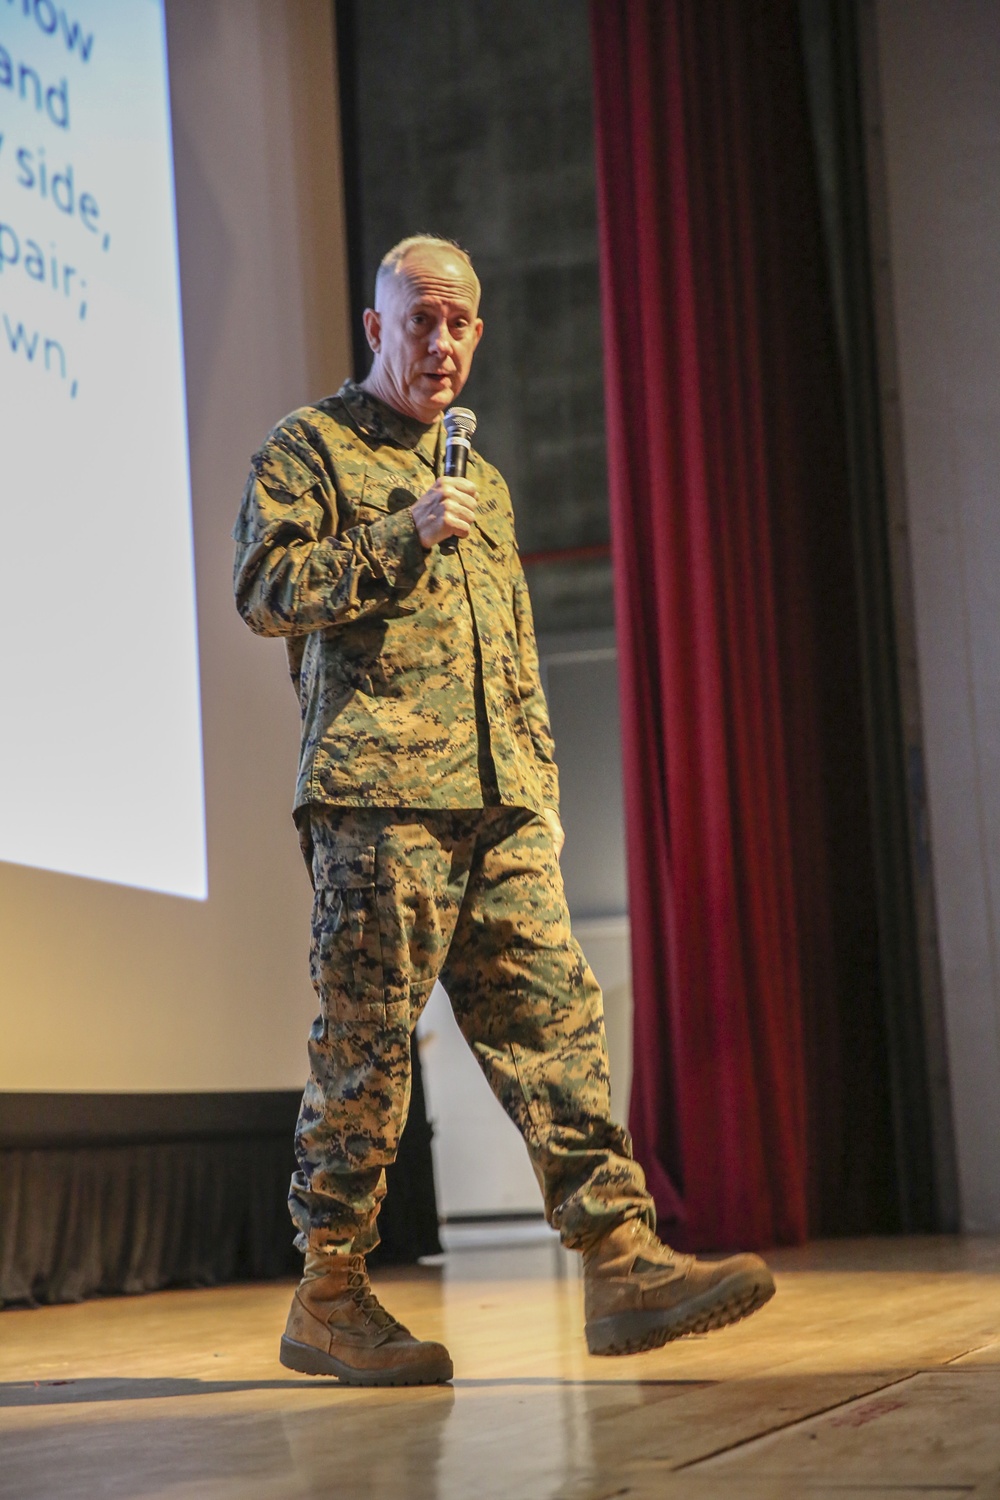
{"left": 440, "top": 407, "right": 477, "bottom": 554}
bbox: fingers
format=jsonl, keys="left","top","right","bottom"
{"left": 438, "top": 476, "right": 477, "bottom": 530}
{"left": 411, "top": 478, "right": 479, "bottom": 550}
{"left": 440, "top": 484, "right": 477, "bottom": 537}
{"left": 441, "top": 477, "right": 478, "bottom": 500}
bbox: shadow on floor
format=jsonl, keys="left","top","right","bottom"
{"left": 0, "top": 1377, "right": 338, "bottom": 1406}
{"left": 1, "top": 1373, "right": 712, "bottom": 1407}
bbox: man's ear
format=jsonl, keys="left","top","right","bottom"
{"left": 362, "top": 307, "right": 381, "bottom": 353}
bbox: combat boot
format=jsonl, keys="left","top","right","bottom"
{"left": 279, "top": 1252, "right": 453, "bottom": 1386}
{"left": 583, "top": 1218, "right": 775, "bottom": 1355}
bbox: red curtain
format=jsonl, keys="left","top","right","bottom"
{"left": 590, "top": 0, "right": 878, "bottom": 1249}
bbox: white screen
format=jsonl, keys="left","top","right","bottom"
{"left": 0, "top": 0, "right": 206, "bottom": 899}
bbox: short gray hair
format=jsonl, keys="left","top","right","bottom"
{"left": 374, "top": 235, "right": 478, "bottom": 303}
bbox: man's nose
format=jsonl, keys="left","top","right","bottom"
{"left": 429, "top": 320, "right": 454, "bottom": 354}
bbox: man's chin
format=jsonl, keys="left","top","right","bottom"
{"left": 414, "top": 385, "right": 455, "bottom": 420}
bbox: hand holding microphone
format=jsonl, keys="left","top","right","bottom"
{"left": 411, "top": 407, "right": 478, "bottom": 552}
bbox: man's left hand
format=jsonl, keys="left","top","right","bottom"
{"left": 543, "top": 808, "right": 565, "bottom": 861}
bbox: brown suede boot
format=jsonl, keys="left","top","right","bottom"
{"left": 279, "top": 1253, "right": 453, "bottom": 1386}
{"left": 583, "top": 1219, "right": 775, "bottom": 1355}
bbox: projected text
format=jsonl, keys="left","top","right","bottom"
{"left": 0, "top": 0, "right": 207, "bottom": 900}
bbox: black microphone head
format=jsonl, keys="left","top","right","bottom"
{"left": 444, "top": 407, "right": 477, "bottom": 442}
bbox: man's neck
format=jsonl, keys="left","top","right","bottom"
{"left": 359, "top": 372, "right": 436, "bottom": 428}
{"left": 339, "top": 380, "right": 440, "bottom": 458}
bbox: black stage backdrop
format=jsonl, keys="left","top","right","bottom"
{"left": 0, "top": 1039, "right": 440, "bottom": 1306}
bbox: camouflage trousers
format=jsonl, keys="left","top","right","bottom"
{"left": 289, "top": 804, "right": 654, "bottom": 1256}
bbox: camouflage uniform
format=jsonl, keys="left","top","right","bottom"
{"left": 234, "top": 381, "right": 653, "bottom": 1255}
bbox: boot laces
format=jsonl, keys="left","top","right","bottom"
{"left": 346, "top": 1257, "right": 398, "bottom": 1331}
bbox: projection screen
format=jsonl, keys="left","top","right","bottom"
{"left": 0, "top": 0, "right": 206, "bottom": 900}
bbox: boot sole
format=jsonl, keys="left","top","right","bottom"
{"left": 585, "top": 1268, "right": 776, "bottom": 1356}
{"left": 279, "top": 1335, "right": 453, "bottom": 1386}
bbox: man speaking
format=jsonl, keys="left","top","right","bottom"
{"left": 233, "top": 235, "right": 774, "bottom": 1386}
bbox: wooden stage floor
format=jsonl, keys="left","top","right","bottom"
{"left": 3, "top": 1233, "right": 1000, "bottom": 1499}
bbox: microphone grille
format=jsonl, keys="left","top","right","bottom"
{"left": 444, "top": 407, "right": 477, "bottom": 441}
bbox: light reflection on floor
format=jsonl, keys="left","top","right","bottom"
{"left": 3, "top": 1234, "right": 1000, "bottom": 1499}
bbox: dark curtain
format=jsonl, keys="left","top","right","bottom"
{"left": 0, "top": 1042, "right": 441, "bottom": 1307}
{"left": 590, "top": 0, "right": 897, "bottom": 1249}
{"left": 797, "top": 0, "right": 956, "bottom": 1231}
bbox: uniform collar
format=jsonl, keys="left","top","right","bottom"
{"left": 339, "top": 379, "right": 443, "bottom": 468}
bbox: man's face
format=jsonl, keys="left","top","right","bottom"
{"left": 363, "top": 249, "right": 484, "bottom": 424}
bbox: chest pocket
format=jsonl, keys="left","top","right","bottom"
{"left": 355, "top": 470, "right": 420, "bottom": 527}
{"left": 474, "top": 502, "right": 516, "bottom": 560}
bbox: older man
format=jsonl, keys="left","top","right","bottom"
{"left": 234, "top": 235, "right": 774, "bottom": 1386}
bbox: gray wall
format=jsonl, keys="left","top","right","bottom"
{"left": 872, "top": 0, "right": 1000, "bottom": 1230}
{"left": 344, "top": 2, "right": 642, "bottom": 1209}
{"left": 347, "top": 0, "right": 613, "bottom": 632}
{"left": 540, "top": 631, "right": 627, "bottom": 920}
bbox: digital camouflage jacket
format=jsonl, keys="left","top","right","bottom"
{"left": 233, "top": 381, "right": 559, "bottom": 816}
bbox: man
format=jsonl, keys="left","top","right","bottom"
{"left": 234, "top": 235, "right": 775, "bottom": 1387}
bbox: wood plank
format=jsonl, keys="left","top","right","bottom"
{"left": 687, "top": 1369, "right": 1000, "bottom": 1491}
{"left": 950, "top": 1339, "right": 1000, "bottom": 1366}
{"left": 2, "top": 1238, "right": 1000, "bottom": 1500}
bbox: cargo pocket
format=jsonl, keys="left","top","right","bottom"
{"left": 341, "top": 847, "right": 384, "bottom": 1003}
{"left": 310, "top": 844, "right": 385, "bottom": 1026}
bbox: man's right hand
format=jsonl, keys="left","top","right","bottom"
{"left": 411, "top": 477, "right": 478, "bottom": 550}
